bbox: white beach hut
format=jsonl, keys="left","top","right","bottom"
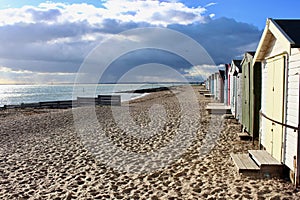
{"left": 234, "top": 62, "right": 243, "bottom": 122}
{"left": 229, "top": 60, "right": 242, "bottom": 117}
{"left": 214, "top": 72, "right": 219, "bottom": 101}
{"left": 206, "top": 75, "right": 210, "bottom": 91}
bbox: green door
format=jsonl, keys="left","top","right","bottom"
{"left": 242, "top": 62, "right": 251, "bottom": 133}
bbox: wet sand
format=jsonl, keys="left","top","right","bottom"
{"left": 0, "top": 86, "right": 299, "bottom": 199}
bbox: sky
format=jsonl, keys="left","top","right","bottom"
{"left": 0, "top": 0, "right": 299, "bottom": 84}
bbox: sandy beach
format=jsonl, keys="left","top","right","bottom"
{"left": 0, "top": 85, "right": 299, "bottom": 199}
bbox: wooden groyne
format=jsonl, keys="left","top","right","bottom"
{"left": 119, "top": 86, "right": 171, "bottom": 93}
{"left": 0, "top": 95, "right": 121, "bottom": 110}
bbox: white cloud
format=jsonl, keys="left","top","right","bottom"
{"left": 0, "top": 1, "right": 261, "bottom": 83}
{"left": 102, "top": 0, "right": 208, "bottom": 26}
{"left": 205, "top": 2, "right": 217, "bottom": 8}
{"left": 183, "top": 64, "right": 219, "bottom": 80}
{"left": 0, "top": 1, "right": 209, "bottom": 27}
{"left": 0, "top": 66, "right": 76, "bottom": 84}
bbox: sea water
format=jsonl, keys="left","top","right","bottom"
{"left": 0, "top": 84, "right": 180, "bottom": 107}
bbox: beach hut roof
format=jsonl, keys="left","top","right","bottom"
{"left": 241, "top": 51, "right": 256, "bottom": 65}
{"left": 274, "top": 19, "right": 300, "bottom": 46}
{"left": 232, "top": 60, "right": 242, "bottom": 66}
{"left": 247, "top": 51, "right": 256, "bottom": 56}
{"left": 254, "top": 18, "right": 300, "bottom": 61}
{"left": 219, "top": 69, "right": 225, "bottom": 81}
{"left": 230, "top": 60, "right": 242, "bottom": 76}
{"left": 225, "top": 63, "right": 230, "bottom": 74}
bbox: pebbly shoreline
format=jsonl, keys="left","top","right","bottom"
{"left": 0, "top": 85, "right": 299, "bottom": 199}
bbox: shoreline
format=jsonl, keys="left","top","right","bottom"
{"left": 0, "top": 85, "right": 299, "bottom": 199}
{"left": 0, "top": 86, "right": 174, "bottom": 110}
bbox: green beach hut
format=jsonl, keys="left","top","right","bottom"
{"left": 241, "top": 52, "right": 262, "bottom": 139}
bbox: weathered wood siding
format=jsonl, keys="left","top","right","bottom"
{"left": 229, "top": 72, "right": 236, "bottom": 116}
{"left": 236, "top": 72, "right": 243, "bottom": 122}
{"left": 284, "top": 48, "right": 300, "bottom": 170}
{"left": 261, "top": 59, "right": 268, "bottom": 148}
{"left": 233, "top": 76, "right": 237, "bottom": 117}
{"left": 229, "top": 64, "right": 237, "bottom": 116}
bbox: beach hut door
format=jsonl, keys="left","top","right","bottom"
{"left": 264, "top": 56, "right": 285, "bottom": 162}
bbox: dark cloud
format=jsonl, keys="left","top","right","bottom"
{"left": 0, "top": 21, "right": 94, "bottom": 43}
{"left": 168, "top": 17, "right": 262, "bottom": 64}
{"left": 99, "top": 48, "right": 192, "bottom": 83}
{"left": 152, "top": 10, "right": 198, "bottom": 22}
{"left": 99, "top": 19, "right": 150, "bottom": 34}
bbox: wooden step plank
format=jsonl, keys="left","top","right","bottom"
{"left": 231, "top": 153, "right": 260, "bottom": 172}
{"left": 249, "top": 150, "right": 268, "bottom": 166}
{"left": 248, "top": 150, "right": 282, "bottom": 166}
{"left": 206, "top": 105, "right": 231, "bottom": 114}
{"left": 204, "top": 94, "right": 214, "bottom": 98}
{"left": 238, "top": 132, "right": 250, "bottom": 137}
{"left": 206, "top": 105, "right": 231, "bottom": 108}
{"left": 242, "top": 155, "right": 259, "bottom": 170}
{"left": 238, "top": 132, "right": 251, "bottom": 140}
{"left": 238, "top": 154, "right": 260, "bottom": 170}
{"left": 199, "top": 90, "right": 210, "bottom": 94}
{"left": 231, "top": 153, "right": 246, "bottom": 170}
{"left": 207, "top": 103, "right": 225, "bottom": 106}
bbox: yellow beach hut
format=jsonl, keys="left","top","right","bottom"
{"left": 254, "top": 18, "right": 300, "bottom": 185}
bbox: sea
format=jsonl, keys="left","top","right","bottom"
{"left": 0, "top": 83, "right": 181, "bottom": 107}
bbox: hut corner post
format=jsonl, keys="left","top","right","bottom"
{"left": 296, "top": 73, "right": 300, "bottom": 188}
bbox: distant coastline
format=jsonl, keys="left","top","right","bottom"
{"left": 0, "top": 81, "right": 203, "bottom": 86}
{"left": 0, "top": 83, "right": 185, "bottom": 108}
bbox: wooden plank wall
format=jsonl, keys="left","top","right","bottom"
{"left": 284, "top": 48, "right": 300, "bottom": 171}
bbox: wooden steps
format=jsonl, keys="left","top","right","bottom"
{"left": 230, "top": 154, "right": 260, "bottom": 173}
{"left": 231, "top": 150, "right": 283, "bottom": 178}
{"left": 222, "top": 114, "right": 234, "bottom": 119}
{"left": 238, "top": 132, "right": 251, "bottom": 140}
{"left": 199, "top": 90, "right": 210, "bottom": 94}
{"left": 204, "top": 93, "right": 214, "bottom": 98}
{"left": 248, "top": 150, "right": 282, "bottom": 166}
{"left": 206, "top": 103, "right": 231, "bottom": 114}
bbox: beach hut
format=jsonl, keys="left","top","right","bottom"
{"left": 224, "top": 64, "right": 231, "bottom": 106}
{"left": 206, "top": 75, "right": 210, "bottom": 91}
{"left": 214, "top": 72, "right": 219, "bottom": 101}
{"left": 210, "top": 73, "right": 215, "bottom": 95}
{"left": 234, "top": 62, "right": 243, "bottom": 122}
{"left": 241, "top": 52, "right": 261, "bottom": 139}
{"left": 219, "top": 69, "right": 225, "bottom": 103}
{"left": 229, "top": 60, "right": 242, "bottom": 117}
{"left": 254, "top": 18, "right": 300, "bottom": 185}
